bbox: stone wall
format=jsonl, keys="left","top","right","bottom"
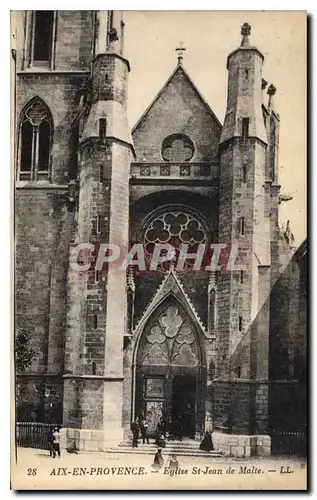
{"left": 269, "top": 241, "right": 307, "bottom": 382}
{"left": 15, "top": 189, "right": 74, "bottom": 422}
{"left": 213, "top": 431, "right": 271, "bottom": 458}
{"left": 14, "top": 11, "right": 92, "bottom": 422}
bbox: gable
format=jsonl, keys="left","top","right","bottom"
{"left": 132, "top": 66, "right": 222, "bottom": 163}
{"left": 133, "top": 267, "right": 214, "bottom": 341}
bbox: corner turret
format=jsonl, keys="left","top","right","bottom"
{"left": 220, "top": 23, "right": 267, "bottom": 145}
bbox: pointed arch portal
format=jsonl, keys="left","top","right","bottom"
{"left": 134, "top": 297, "right": 206, "bottom": 438}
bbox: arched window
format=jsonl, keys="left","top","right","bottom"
{"left": 18, "top": 99, "right": 53, "bottom": 181}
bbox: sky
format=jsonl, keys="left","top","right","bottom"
{"left": 123, "top": 10, "right": 307, "bottom": 246}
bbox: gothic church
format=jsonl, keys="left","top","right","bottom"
{"left": 14, "top": 11, "right": 307, "bottom": 457}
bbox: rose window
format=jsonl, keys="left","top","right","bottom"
{"left": 143, "top": 211, "right": 207, "bottom": 273}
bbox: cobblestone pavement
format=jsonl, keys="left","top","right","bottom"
{"left": 12, "top": 447, "right": 307, "bottom": 490}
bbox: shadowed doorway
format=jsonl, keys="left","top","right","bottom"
{"left": 171, "top": 374, "right": 196, "bottom": 438}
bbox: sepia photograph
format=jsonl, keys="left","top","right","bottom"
{"left": 11, "top": 9, "right": 307, "bottom": 490}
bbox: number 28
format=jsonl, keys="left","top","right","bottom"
{"left": 27, "top": 468, "right": 37, "bottom": 476}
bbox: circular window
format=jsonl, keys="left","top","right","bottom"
{"left": 143, "top": 210, "right": 207, "bottom": 274}
{"left": 161, "top": 134, "right": 195, "bottom": 162}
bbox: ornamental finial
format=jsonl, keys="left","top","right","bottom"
{"left": 267, "top": 84, "right": 277, "bottom": 109}
{"left": 241, "top": 22, "right": 251, "bottom": 47}
{"left": 267, "top": 84, "right": 277, "bottom": 96}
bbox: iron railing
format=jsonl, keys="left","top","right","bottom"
{"left": 270, "top": 429, "right": 307, "bottom": 457}
{"left": 16, "top": 422, "right": 58, "bottom": 450}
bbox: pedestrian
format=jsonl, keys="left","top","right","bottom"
{"left": 168, "top": 454, "right": 179, "bottom": 470}
{"left": 48, "top": 427, "right": 55, "bottom": 458}
{"left": 155, "top": 423, "right": 166, "bottom": 448}
{"left": 151, "top": 448, "right": 164, "bottom": 470}
{"left": 174, "top": 415, "right": 183, "bottom": 441}
{"left": 52, "top": 427, "right": 61, "bottom": 458}
{"left": 140, "top": 416, "right": 150, "bottom": 444}
{"left": 199, "top": 430, "right": 214, "bottom": 452}
{"left": 160, "top": 417, "right": 167, "bottom": 438}
{"left": 131, "top": 419, "right": 139, "bottom": 448}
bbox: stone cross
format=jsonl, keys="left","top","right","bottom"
{"left": 175, "top": 41, "right": 186, "bottom": 64}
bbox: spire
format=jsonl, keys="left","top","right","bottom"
{"left": 240, "top": 22, "right": 251, "bottom": 47}
{"left": 175, "top": 41, "right": 186, "bottom": 65}
{"left": 283, "top": 220, "right": 295, "bottom": 246}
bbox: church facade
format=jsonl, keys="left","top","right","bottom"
{"left": 14, "top": 11, "right": 307, "bottom": 457}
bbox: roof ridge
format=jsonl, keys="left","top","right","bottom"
{"left": 131, "top": 65, "right": 180, "bottom": 134}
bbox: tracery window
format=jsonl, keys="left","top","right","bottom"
{"left": 143, "top": 209, "right": 207, "bottom": 274}
{"left": 161, "top": 134, "right": 195, "bottom": 162}
{"left": 18, "top": 99, "right": 53, "bottom": 181}
{"left": 139, "top": 304, "right": 198, "bottom": 367}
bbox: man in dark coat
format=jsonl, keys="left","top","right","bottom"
{"left": 131, "top": 420, "right": 139, "bottom": 448}
{"left": 140, "top": 417, "right": 150, "bottom": 444}
{"left": 48, "top": 427, "right": 55, "bottom": 457}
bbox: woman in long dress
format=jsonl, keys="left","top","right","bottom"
{"left": 152, "top": 448, "right": 164, "bottom": 470}
{"left": 199, "top": 431, "right": 214, "bottom": 452}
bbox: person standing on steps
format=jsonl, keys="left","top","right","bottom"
{"left": 131, "top": 419, "right": 139, "bottom": 448}
{"left": 140, "top": 416, "right": 150, "bottom": 444}
{"left": 155, "top": 423, "right": 166, "bottom": 448}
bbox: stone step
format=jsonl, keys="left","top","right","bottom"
{"left": 111, "top": 441, "right": 222, "bottom": 457}
{"left": 105, "top": 446, "right": 222, "bottom": 457}
{"left": 122, "top": 441, "right": 207, "bottom": 449}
